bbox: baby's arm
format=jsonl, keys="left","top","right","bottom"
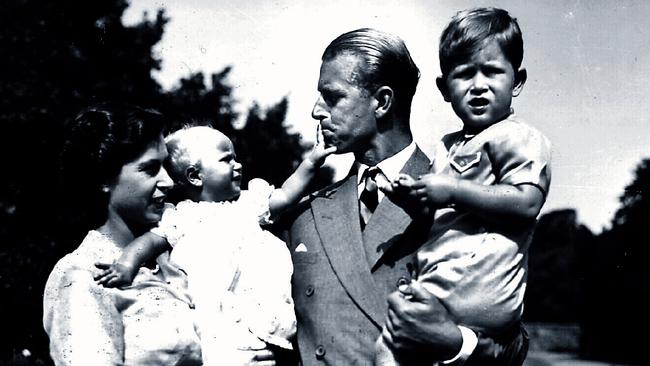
{"left": 94, "top": 232, "right": 171, "bottom": 287}
{"left": 268, "top": 140, "right": 336, "bottom": 217}
{"left": 412, "top": 173, "right": 544, "bottom": 224}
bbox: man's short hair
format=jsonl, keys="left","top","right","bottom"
{"left": 323, "top": 28, "right": 420, "bottom": 108}
{"left": 439, "top": 7, "right": 524, "bottom": 76}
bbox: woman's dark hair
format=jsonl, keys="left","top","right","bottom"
{"left": 60, "top": 103, "right": 167, "bottom": 229}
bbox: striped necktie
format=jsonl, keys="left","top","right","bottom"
{"left": 359, "top": 167, "right": 381, "bottom": 230}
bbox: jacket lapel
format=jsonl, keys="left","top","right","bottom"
{"left": 362, "top": 147, "right": 432, "bottom": 270}
{"left": 311, "top": 174, "right": 385, "bottom": 327}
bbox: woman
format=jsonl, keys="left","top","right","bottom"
{"left": 43, "top": 104, "right": 203, "bottom": 365}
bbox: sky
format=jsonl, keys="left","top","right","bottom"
{"left": 124, "top": 0, "right": 650, "bottom": 233}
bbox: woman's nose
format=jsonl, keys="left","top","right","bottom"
{"left": 311, "top": 96, "right": 327, "bottom": 121}
{"left": 157, "top": 167, "right": 174, "bottom": 191}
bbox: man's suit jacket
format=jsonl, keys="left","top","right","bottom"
{"left": 283, "top": 148, "right": 433, "bottom": 365}
{"left": 282, "top": 147, "right": 528, "bottom": 365}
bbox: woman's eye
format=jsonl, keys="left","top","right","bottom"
{"left": 141, "top": 162, "right": 161, "bottom": 176}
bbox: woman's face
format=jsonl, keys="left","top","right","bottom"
{"left": 105, "top": 134, "right": 173, "bottom": 232}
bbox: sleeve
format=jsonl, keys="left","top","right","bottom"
{"left": 150, "top": 203, "right": 182, "bottom": 247}
{"left": 464, "top": 323, "right": 529, "bottom": 366}
{"left": 242, "top": 178, "right": 276, "bottom": 225}
{"left": 489, "top": 123, "right": 552, "bottom": 197}
{"left": 43, "top": 262, "right": 124, "bottom": 365}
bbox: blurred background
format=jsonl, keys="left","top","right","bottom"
{"left": 1, "top": 0, "right": 648, "bottom": 365}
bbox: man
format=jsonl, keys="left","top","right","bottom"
{"left": 282, "top": 28, "right": 527, "bottom": 365}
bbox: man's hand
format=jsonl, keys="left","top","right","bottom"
{"left": 383, "top": 281, "right": 463, "bottom": 362}
{"left": 94, "top": 262, "right": 139, "bottom": 288}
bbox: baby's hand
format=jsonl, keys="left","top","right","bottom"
{"left": 306, "top": 125, "right": 337, "bottom": 168}
{"left": 94, "top": 262, "right": 138, "bottom": 288}
{"left": 411, "top": 173, "right": 458, "bottom": 207}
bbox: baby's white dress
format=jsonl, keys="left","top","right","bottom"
{"left": 152, "top": 179, "right": 296, "bottom": 365}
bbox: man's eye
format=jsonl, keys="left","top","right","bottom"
{"left": 323, "top": 93, "right": 340, "bottom": 106}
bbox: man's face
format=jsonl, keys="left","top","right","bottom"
{"left": 311, "top": 53, "right": 378, "bottom": 154}
{"left": 441, "top": 39, "right": 524, "bottom": 131}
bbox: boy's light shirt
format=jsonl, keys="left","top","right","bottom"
{"left": 357, "top": 140, "right": 478, "bottom": 364}
{"left": 357, "top": 141, "right": 416, "bottom": 201}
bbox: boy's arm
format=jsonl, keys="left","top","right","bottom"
{"left": 412, "top": 173, "right": 544, "bottom": 225}
{"left": 269, "top": 144, "right": 336, "bottom": 217}
{"left": 95, "top": 232, "right": 170, "bottom": 287}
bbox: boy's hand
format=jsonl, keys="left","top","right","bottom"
{"left": 380, "top": 173, "right": 429, "bottom": 216}
{"left": 94, "top": 262, "right": 139, "bottom": 288}
{"left": 411, "top": 173, "right": 458, "bottom": 208}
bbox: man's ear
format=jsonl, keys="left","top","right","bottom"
{"left": 373, "top": 86, "right": 393, "bottom": 119}
{"left": 512, "top": 68, "right": 527, "bottom": 97}
{"left": 185, "top": 166, "right": 202, "bottom": 187}
{"left": 436, "top": 76, "right": 451, "bottom": 102}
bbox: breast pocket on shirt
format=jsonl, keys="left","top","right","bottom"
{"left": 450, "top": 152, "right": 482, "bottom": 174}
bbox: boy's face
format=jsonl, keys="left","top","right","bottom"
{"left": 198, "top": 131, "right": 242, "bottom": 202}
{"left": 438, "top": 39, "right": 526, "bottom": 131}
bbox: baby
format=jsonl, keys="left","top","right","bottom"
{"left": 95, "top": 125, "right": 334, "bottom": 365}
{"left": 376, "top": 7, "right": 551, "bottom": 365}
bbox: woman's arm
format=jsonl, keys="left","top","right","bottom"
{"left": 44, "top": 263, "right": 124, "bottom": 365}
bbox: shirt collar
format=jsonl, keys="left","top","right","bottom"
{"left": 357, "top": 141, "right": 416, "bottom": 190}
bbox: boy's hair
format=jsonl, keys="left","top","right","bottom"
{"left": 439, "top": 7, "right": 524, "bottom": 76}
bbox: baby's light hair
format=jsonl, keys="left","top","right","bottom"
{"left": 439, "top": 7, "right": 524, "bottom": 76}
{"left": 164, "top": 125, "right": 229, "bottom": 185}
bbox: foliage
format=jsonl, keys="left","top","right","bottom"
{"left": 578, "top": 158, "right": 650, "bottom": 364}
{"left": 525, "top": 158, "right": 650, "bottom": 364}
{"left": 0, "top": 1, "right": 323, "bottom": 364}
{"left": 524, "top": 209, "right": 592, "bottom": 324}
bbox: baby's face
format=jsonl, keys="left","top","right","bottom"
{"left": 199, "top": 132, "right": 242, "bottom": 202}
{"left": 442, "top": 39, "right": 522, "bottom": 131}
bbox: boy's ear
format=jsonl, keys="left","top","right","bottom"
{"left": 185, "top": 166, "right": 202, "bottom": 187}
{"left": 512, "top": 68, "right": 527, "bottom": 97}
{"left": 373, "top": 86, "right": 393, "bottom": 119}
{"left": 436, "top": 76, "right": 451, "bottom": 102}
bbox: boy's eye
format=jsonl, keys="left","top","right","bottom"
{"left": 451, "top": 67, "right": 474, "bottom": 80}
{"left": 483, "top": 66, "right": 505, "bottom": 75}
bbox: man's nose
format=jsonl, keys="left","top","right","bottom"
{"left": 311, "top": 96, "right": 327, "bottom": 121}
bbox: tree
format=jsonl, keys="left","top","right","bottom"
{"left": 579, "top": 158, "right": 650, "bottom": 364}
{"left": 0, "top": 1, "right": 319, "bottom": 364}
{"left": 524, "top": 209, "right": 593, "bottom": 325}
